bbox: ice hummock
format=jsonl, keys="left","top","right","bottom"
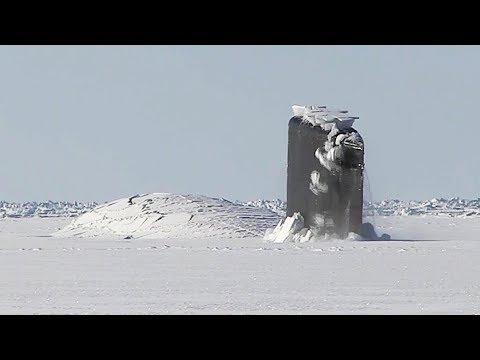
{"left": 53, "top": 193, "right": 281, "bottom": 239}
{"left": 3, "top": 197, "right": 479, "bottom": 221}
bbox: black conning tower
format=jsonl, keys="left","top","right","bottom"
{"left": 286, "top": 106, "right": 364, "bottom": 238}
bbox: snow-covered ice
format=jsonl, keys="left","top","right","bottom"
{"left": 291, "top": 104, "right": 358, "bottom": 130}
{"left": 1, "top": 214, "right": 480, "bottom": 314}
{"left": 3, "top": 196, "right": 480, "bottom": 219}
{"left": 264, "top": 212, "right": 307, "bottom": 243}
{"left": 0, "top": 200, "right": 97, "bottom": 218}
{"left": 53, "top": 193, "right": 280, "bottom": 239}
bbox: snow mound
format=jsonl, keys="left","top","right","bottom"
{"left": 53, "top": 193, "right": 281, "bottom": 239}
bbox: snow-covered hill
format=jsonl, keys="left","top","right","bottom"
{"left": 53, "top": 193, "right": 280, "bottom": 239}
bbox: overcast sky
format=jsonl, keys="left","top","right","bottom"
{"left": 0, "top": 45, "right": 479, "bottom": 203}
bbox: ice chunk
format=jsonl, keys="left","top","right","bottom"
{"left": 335, "top": 134, "right": 348, "bottom": 146}
{"left": 292, "top": 228, "right": 313, "bottom": 243}
{"left": 264, "top": 212, "right": 305, "bottom": 243}
{"left": 309, "top": 171, "right": 328, "bottom": 195}
{"left": 315, "top": 148, "right": 340, "bottom": 173}
{"left": 291, "top": 105, "right": 358, "bottom": 129}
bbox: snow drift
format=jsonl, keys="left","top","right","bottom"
{"left": 53, "top": 193, "right": 281, "bottom": 239}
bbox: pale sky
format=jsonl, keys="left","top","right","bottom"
{"left": 1, "top": 45, "right": 479, "bottom": 203}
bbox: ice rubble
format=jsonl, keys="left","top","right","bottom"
{"left": 263, "top": 212, "right": 367, "bottom": 242}
{"left": 240, "top": 198, "right": 480, "bottom": 218}
{"left": 238, "top": 199, "right": 286, "bottom": 216}
{"left": 0, "top": 201, "right": 97, "bottom": 218}
{"left": 291, "top": 105, "right": 358, "bottom": 130}
{"left": 53, "top": 193, "right": 280, "bottom": 239}
{"left": 5, "top": 197, "right": 479, "bottom": 220}
{"left": 263, "top": 212, "right": 391, "bottom": 242}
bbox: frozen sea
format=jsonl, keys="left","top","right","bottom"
{"left": 1, "top": 216, "right": 480, "bottom": 314}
